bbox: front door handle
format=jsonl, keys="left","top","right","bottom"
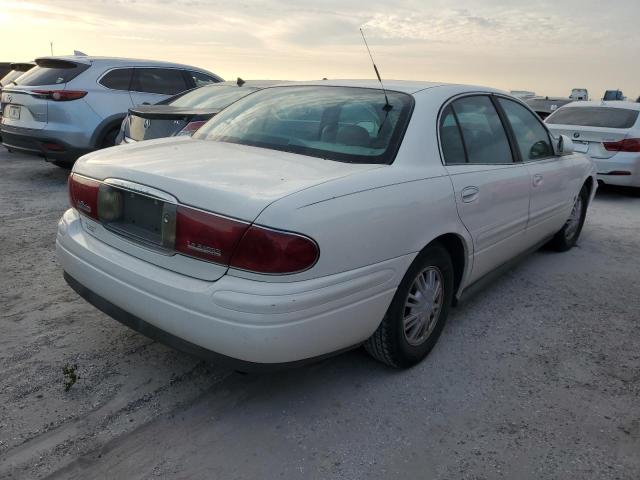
{"left": 533, "top": 173, "right": 544, "bottom": 187}
{"left": 461, "top": 186, "right": 479, "bottom": 203}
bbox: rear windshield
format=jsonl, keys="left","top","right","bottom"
{"left": 0, "top": 70, "right": 28, "bottom": 87}
{"left": 546, "top": 107, "right": 639, "bottom": 129}
{"left": 15, "top": 61, "right": 89, "bottom": 86}
{"left": 169, "top": 85, "right": 259, "bottom": 109}
{"left": 194, "top": 86, "right": 414, "bottom": 164}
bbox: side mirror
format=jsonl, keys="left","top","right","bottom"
{"left": 556, "top": 134, "right": 574, "bottom": 156}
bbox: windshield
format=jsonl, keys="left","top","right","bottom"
{"left": 194, "top": 86, "right": 414, "bottom": 164}
{"left": 546, "top": 107, "right": 639, "bottom": 129}
{"left": 169, "top": 85, "right": 259, "bottom": 109}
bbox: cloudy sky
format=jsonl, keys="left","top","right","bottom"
{"left": 1, "top": 0, "right": 638, "bottom": 98}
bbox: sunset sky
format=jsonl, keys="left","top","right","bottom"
{"left": 1, "top": 0, "right": 638, "bottom": 98}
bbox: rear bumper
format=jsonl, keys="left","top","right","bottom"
{"left": 594, "top": 154, "right": 640, "bottom": 187}
{"left": 56, "top": 209, "right": 406, "bottom": 365}
{"left": 1, "top": 126, "right": 91, "bottom": 163}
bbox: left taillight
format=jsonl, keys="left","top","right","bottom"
{"left": 68, "top": 173, "right": 100, "bottom": 220}
{"left": 175, "top": 120, "right": 207, "bottom": 137}
{"left": 33, "top": 90, "right": 87, "bottom": 101}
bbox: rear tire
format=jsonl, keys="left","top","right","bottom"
{"left": 101, "top": 127, "right": 120, "bottom": 148}
{"left": 548, "top": 184, "right": 588, "bottom": 252}
{"left": 365, "top": 243, "right": 454, "bottom": 368}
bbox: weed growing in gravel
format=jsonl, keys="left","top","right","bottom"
{"left": 62, "top": 364, "right": 79, "bottom": 392}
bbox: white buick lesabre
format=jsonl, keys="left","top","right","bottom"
{"left": 57, "top": 80, "right": 596, "bottom": 369}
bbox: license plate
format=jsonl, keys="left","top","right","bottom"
{"left": 573, "top": 141, "right": 589, "bottom": 153}
{"left": 7, "top": 105, "right": 20, "bottom": 120}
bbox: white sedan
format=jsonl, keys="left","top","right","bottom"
{"left": 57, "top": 80, "right": 597, "bottom": 369}
{"left": 546, "top": 100, "right": 640, "bottom": 189}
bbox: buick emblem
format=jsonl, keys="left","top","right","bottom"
{"left": 573, "top": 132, "right": 580, "bottom": 139}
{"left": 143, "top": 119, "right": 151, "bottom": 129}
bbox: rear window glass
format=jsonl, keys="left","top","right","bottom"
{"left": 188, "top": 71, "right": 219, "bottom": 87}
{"left": 169, "top": 85, "right": 258, "bottom": 109}
{"left": 0, "top": 70, "right": 28, "bottom": 87}
{"left": 546, "top": 107, "right": 639, "bottom": 129}
{"left": 99, "top": 68, "right": 133, "bottom": 90}
{"left": 194, "top": 86, "right": 414, "bottom": 164}
{"left": 16, "top": 61, "right": 89, "bottom": 86}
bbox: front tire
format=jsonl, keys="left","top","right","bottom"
{"left": 365, "top": 243, "right": 454, "bottom": 368}
{"left": 548, "top": 184, "right": 588, "bottom": 252}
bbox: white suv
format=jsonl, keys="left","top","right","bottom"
{"left": 0, "top": 56, "right": 222, "bottom": 166}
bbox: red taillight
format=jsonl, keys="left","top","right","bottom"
{"left": 603, "top": 138, "right": 640, "bottom": 153}
{"left": 174, "top": 206, "right": 248, "bottom": 264}
{"left": 176, "top": 120, "right": 207, "bottom": 137}
{"left": 32, "top": 90, "right": 87, "bottom": 101}
{"left": 230, "top": 226, "right": 319, "bottom": 274}
{"left": 68, "top": 173, "right": 100, "bottom": 220}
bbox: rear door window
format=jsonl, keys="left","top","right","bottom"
{"left": 188, "top": 71, "right": 219, "bottom": 87}
{"left": 451, "top": 96, "right": 514, "bottom": 164}
{"left": 16, "top": 60, "right": 89, "bottom": 86}
{"left": 99, "top": 68, "right": 133, "bottom": 91}
{"left": 439, "top": 105, "right": 467, "bottom": 164}
{"left": 131, "top": 68, "right": 189, "bottom": 95}
{"left": 498, "top": 98, "right": 553, "bottom": 161}
{"left": 546, "top": 107, "right": 639, "bottom": 128}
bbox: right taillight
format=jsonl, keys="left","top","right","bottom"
{"left": 603, "top": 138, "right": 640, "bottom": 152}
{"left": 68, "top": 173, "right": 100, "bottom": 220}
{"left": 230, "top": 225, "right": 319, "bottom": 274}
{"left": 173, "top": 205, "right": 318, "bottom": 274}
{"left": 174, "top": 205, "right": 248, "bottom": 265}
{"left": 176, "top": 120, "right": 207, "bottom": 137}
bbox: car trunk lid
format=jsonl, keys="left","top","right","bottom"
{"left": 72, "top": 137, "right": 381, "bottom": 280}
{"left": 548, "top": 125, "right": 630, "bottom": 158}
{"left": 125, "top": 106, "right": 221, "bottom": 141}
{"left": 1, "top": 86, "right": 53, "bottom": 130}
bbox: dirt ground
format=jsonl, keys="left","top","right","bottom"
{"left": 1, "top": 150, "right": 639, "bottom": 479}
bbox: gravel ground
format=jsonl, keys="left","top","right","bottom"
{"left": 0, "top": 150, "right": 638, "bottom": 479}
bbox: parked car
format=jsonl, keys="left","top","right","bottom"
{"left": 0, "top": 63, "right": 11, "bottom": 78}
{"left": 603, "top": 90, "right": 625, "bottom": 101}
{"left": 0, "top": 62, "right": 35, "bottom": 88}
{"left": 1, "top": 56, "right": 222, "bottom": 166}
{"left": 116, "top": 80, "right": 283, "bottom": 144}
{"left": 525, "top": 97, "right": 573, "bottom": 120}
{"left": 569, "top": 88, "right": 589, "bottom": 101}
{"left": 57, "top": 81, "right": 596, "bottom": 370}
{"left": 546, "top": 101, "right": 640, "bottom": 189}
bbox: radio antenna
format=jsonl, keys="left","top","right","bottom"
{"left": 359, "top": 28, "right": 392, "bottom": 111}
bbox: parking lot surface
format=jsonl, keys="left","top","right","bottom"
{"left": 1, "top": 150, "right": 639, "bottom": 479}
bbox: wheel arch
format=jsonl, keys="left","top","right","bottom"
{"left": 422, "top": 232, "right": 470, "bottom": 304}
{"left": 90, "top": 113, "right": 126, "bottom": 148}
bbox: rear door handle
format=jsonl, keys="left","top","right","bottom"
{"left": 533, "top": 174, "right": 544, "bottom": 187}
{"left": 461, "top": 186, "right": 479, "bottom": 203}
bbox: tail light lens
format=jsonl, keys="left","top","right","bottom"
{"left": 174, "top": 206, "right": 249, "bottom": 264}
{"left": 174, "top": 206, "right": 318, "bottom": 273}
{"left": 603, "top": 138, "right": 640, "bottom": 152}
{"left": 68, "top": 174, "right": 100, "bottom": 220}
{"left": 33, "top": 90, "right": 87, "bottom": 101}
{"left": 176, "top": 120, "right": 207, "bottom": 137}
{"left": 230, "top": 226, "right": 319, "bottom": 274}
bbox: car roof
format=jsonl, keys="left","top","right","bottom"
{"left": 257, "top": 79, "right": 503, "bottom": 95}
{"left": 34, "top": 55, "right": 214, "bottom": 73}
{"left": 557, "top": 100, "right": 640, "bottom": 111}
